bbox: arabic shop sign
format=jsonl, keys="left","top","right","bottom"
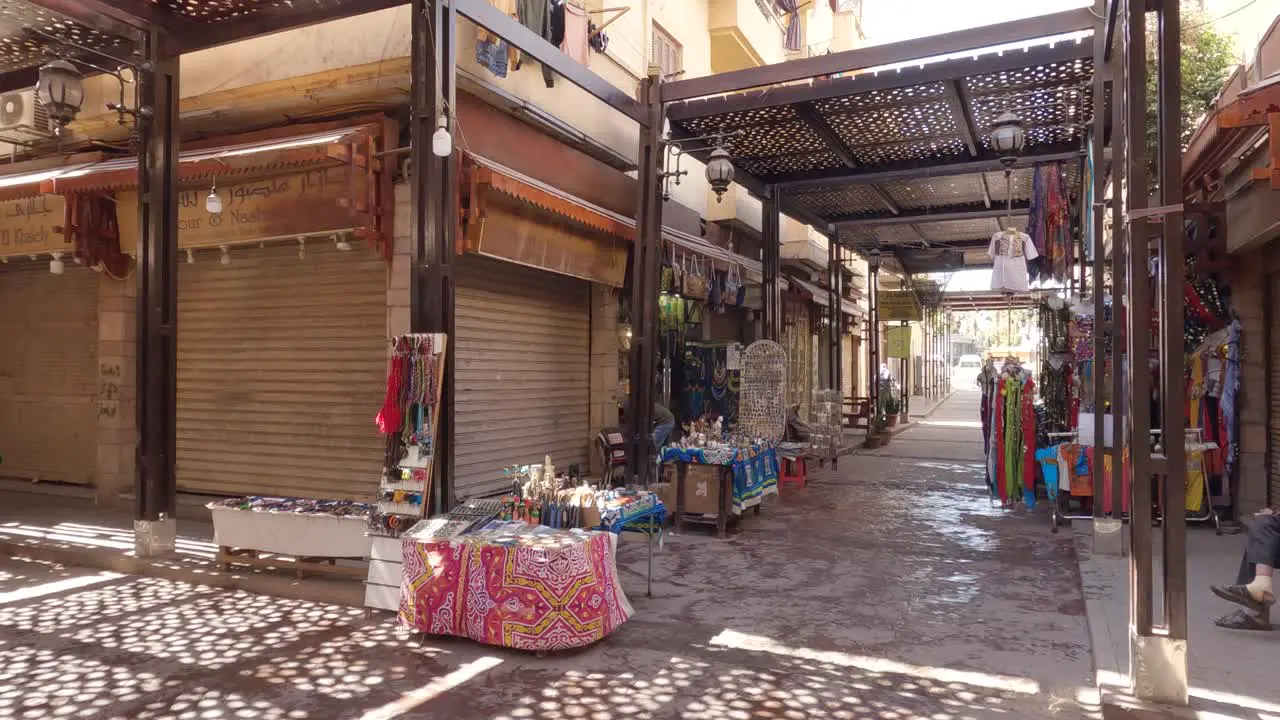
{"left": 0, "top": 195, "right": 71, "bottom": 259}
{"left": 117, "top": 166, "right": 365, "bottom": 251}
{"left": 878, "top": 290, "right": 922, "bottom": 322}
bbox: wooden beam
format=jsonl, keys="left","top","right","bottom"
{"left": 979, "top": 174, "right": 993, "bottom": 208}
{"left": 836, "top": 203, "right": 1030, "bottom": 227}
{"left": 450, "top": 0, "right": 647, "bottom": 126}
{"left": 663, "top": 8, "right": 1094, "bottom": 102}
{"left": 176, "top": 0, "right": 407, "bottom": 54}
{"left": 779, "top": 147, "right": 1082, "bottom": 190}
{"left": 666, "top": 40, "right": 1090, "bottom": 123}
{"left": 948, "top": 80, "right": 980, "bottom": 157}
{"left": 868, "top": 185, "right": 900, "bottom": 215}
{"left": 25, "top": 0, "right": 177, "bottom": 38}
{"left": 795, "top": 103, "right": 858, "bottom": 168}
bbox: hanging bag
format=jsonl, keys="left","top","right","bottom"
{"left": 725, "top": 261, "right": 745, "bottom": 306}
{"left": 671, "top": 245, "right": 684, "bottom": 294}
{"left": 708, "top": 267, "right": 723, "bottom": 308}
{"left": 682, "top": 252, "right": 709, "bottom": 301}
{"left": 659, "top": 243, "right": 674, "bottom": 294}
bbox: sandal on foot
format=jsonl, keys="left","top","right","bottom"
{"left": 1213, "top": 609, "right": 1272, "bottom": 631}
{"left": 1211, "top": 584, "right": 1274, "bottom": 613}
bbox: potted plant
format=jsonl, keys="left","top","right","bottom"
{"left": 884, "top": 394, "right": 901, "bottom": 426}
{"left": 864, "top": 415, "right": 889, "bottom": 448}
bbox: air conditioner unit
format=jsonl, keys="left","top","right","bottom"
{"left": 0, "top": 90, "right": 53, "bottom": 146}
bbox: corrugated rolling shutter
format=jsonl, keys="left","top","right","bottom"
{"left": 1270, "top": 277, "right": 1280, "bottom": 506}
{"left": 0, "top": 263, "right": 98, "bottom": 484}
{"left": 176, "top": 242, "right": 386, "bottom": 500}
{"left": 454, "top": 256, "right": 590, "bottom": 499}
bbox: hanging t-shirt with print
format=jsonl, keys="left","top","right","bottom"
{"left": 988, "top": 230, "right": 1038, "bottom": 293}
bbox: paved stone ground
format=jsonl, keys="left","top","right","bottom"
{"left": 0, "top": 391, "right": 1097, "bottom": 720}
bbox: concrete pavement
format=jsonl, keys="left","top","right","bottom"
{"left": 0, "top": 390, "right": 1103, "bottom": 719}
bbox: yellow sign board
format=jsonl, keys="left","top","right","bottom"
{"left": 879, "top": 290, "right": 922, "bottom": 322}
{"left": 116, "top": 166, "right": 364, "bottom": 251}
{"left": 0, "top": 195, "right": 70, "bottom": 258}
{"left": 886, "top": 326, "right": 912, "bottom": 359}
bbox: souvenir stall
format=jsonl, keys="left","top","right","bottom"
{"left": 660, "top": 340, "right": 784, "bottom": 537}
{"left": 658, "top": 241, "right": 749, "bottom": 435}
{"left": 207, "top": 497, "right": 373, "bottom": 577}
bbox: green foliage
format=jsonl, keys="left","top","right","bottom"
{"left": 1143, "top": 3, "right": 1236, "bottom": 189}
{"left": 884, "top": 393, "right": 901, "bottom": 415}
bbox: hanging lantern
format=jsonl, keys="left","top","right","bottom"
{"left": 705, "top": 146, "right": 734, "bottom": 202}
{"left": 35, "top": 60, "right": 84, "bottom": 131}
{"left": 867, "top": 247, "right": 882, "bottom": 273}
{"left": 990, "top": 110, "right": 1026, "bottom": 168}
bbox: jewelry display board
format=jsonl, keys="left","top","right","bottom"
{"left": 365, "top": 332, "right": 448, "bottom": 612}
{"left": 736, "top": 340, "right": 787, "bottom": 443}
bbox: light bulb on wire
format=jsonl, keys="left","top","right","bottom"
{"left": 206, "top": 182, "right": 222, "bottom": 215}
{"left": 186, "top": 248, "right": 195, "bottom": 264}
{"left": 334, "top": 233, "right": 351, "bottom": 252}
{"left": 49, "top": 251, "right": 64, "bottom": 275}
{"left": 219, "top": 245, "right": 231, "bottom": 266}
{"left": 431, "top": 115, "right": 452, "bottom": 158}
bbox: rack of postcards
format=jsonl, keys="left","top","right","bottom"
{"left": 365, "top": 332, "right": 448, "bottom": 612}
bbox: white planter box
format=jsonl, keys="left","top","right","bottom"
{"left": 208, "top": 505, "right": 370, "bottom": 558}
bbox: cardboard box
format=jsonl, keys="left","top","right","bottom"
{"left": 679, "top": 464, "right": 724, "bottom": 515}
{"left": 646, "top": 482, "right": 674, "bottom": 510}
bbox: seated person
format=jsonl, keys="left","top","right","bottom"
{"left": 1211, "top": 508, "right": 1277, "bottom": 631}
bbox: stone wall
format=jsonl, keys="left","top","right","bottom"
{"left": 1231, "top": 249, "right": 1269, "bottom": 515}
{"left": 95, "top": 273, "right": 136, "bottom": 507}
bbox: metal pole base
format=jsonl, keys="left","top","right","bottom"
{"left": 134, "top": 517, "right": 177, "bottom": 557}
{"left": 1092, "top": 517, "right": 1127, "bottom": 556}
{"left": 1129, "top": 630, "right": 1188, "bottom": 706}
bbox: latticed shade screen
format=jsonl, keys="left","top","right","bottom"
{"left": 652, "top": 23, "right": 682, "bottom": 80}
{"left": 737, "top": 341, "right": 788, "bottom": 443}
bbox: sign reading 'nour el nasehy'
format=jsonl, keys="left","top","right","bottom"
{"left": 0, "top": 195, "right": 70, "bottom": 259}
{"left": 117, "top": 166, "right": 365, "bottom": 251}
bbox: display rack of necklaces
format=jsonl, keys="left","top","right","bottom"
{"left": 371, "top": 333, "right": 448, "bottom": 538}
{"left": 680, "top": 342, "right": 740, "bottom": 429}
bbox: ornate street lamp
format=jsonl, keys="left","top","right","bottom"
{"left": 705, "top": 145, "right": 735, "bottom": 202}
{"left": 36, "top": 60, "right": 84, "bottom": 132}
{"left": 867, "top": 247, "right": 882, "bottom": 274}
{"left": 990, "top": 110, "right": 1026, "bottom": 169}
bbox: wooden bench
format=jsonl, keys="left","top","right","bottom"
{"left": 843, "top": 396, "right": 871, "bottom": 429}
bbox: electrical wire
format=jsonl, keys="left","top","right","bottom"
{"left": 1185, "top": 0, "right": 1259, "bottom": 31}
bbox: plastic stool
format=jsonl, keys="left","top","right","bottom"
{"left": 780, "top": 456, "right": 807, "bottom": 488}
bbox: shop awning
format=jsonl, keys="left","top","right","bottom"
{"left": 463, "top": 152, "right": 763, "bottom": 286}
{"left": 40, "top": 125, "right": 380, "bottom": 195}
{"left": 788, "top": 277, "right": 831, "bottom": 308}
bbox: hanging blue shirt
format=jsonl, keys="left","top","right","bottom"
{"left": 1035, "top": 447, "right": 1060, "bottom": 498}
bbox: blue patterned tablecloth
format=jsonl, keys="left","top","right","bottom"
{"left": 659, "top": 446, "right": 779, "bottom": 514}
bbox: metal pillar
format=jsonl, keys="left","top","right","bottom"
{"left": 762, "top": 186, "right": 782, "bottom": 341}
{"left": 411, "top": 0, "right": 458, "bottom": 513}
{"left": 867, "top": 260, "right": 880, "bottom": 434}
{"left": 134, "top": 30, "right": 179, "bottom": 557}
{"left": 900, "top": 321, "right": 910, "bottom": 418}
{"left": 1122, "top": 0, "right": 1187, "bottom": 704}
{"left": 828, "top": 235, "right": 842, "bottom": 466}
{"left": 1155, "top": 0, "right": 1188, "bottom": 650}
{"left": 624, "top": 68, "right": 664, "bottom": 487}
{"left": 1109, "top": 6, "right": 1129, "bottom": 539}
{"left": 1091, "top": 0, "right": 1124, "bottom": 555}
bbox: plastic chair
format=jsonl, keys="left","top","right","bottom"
{"left": 780, "top": 456, "right": 807, "bottom": 488}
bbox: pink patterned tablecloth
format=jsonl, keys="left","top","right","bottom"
{"left": 398, "top": 529, "right": 634, "bottom": 651}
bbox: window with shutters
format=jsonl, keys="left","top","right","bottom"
{"left": 651, "top": 24, "right": 682, "bottom": 80}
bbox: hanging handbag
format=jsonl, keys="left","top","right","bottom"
{"left": 671, "top": 245, "right": 684, "bottom": 294}
{"left": 725, "top": 261, "right": 744, "bottom": 307}
{"left": 682, "top": 253, "right": 709, "bottom": 301}
{"left": 659, "top": 244, "right": 674, "bottom": 294}
{"left": 686, "top": 297, "right": 703, "bottom": 325}
{"left": 708, "top": 267, "right": 722, "bottom": 308}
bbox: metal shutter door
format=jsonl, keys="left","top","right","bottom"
{"left": 176, "top": 242, "right": 386, "bottom": 500}
{"left": 454, "top": 256, "right": 590, "bottom": 499}
{"left": 1271, "top": 278, "right": 1280, "bottom": 506}
{"left": 0, "top": 263, "right": 99, "bottom": 484}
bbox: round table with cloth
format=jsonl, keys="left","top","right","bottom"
{"left": 398, "top": 525, "right": 633, "bottom": 651}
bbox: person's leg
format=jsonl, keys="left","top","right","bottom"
{"left": 1213, "top": 514, "right": 1277, "bottom": 612}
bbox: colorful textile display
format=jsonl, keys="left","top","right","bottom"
{"left": 985, "top": 361, "right": 1036, "bottom": 505}
{"left": 1027, "top": 162, "right": 1070, "bottom": 282}
{"left": 398, "top": 523, "right": 632, "bottom": 651}
{"left": 660, "top": 445, "right": 779, "bottom": 513}
{"left": 593, "top": 490, "right": 665, "bottom": 531}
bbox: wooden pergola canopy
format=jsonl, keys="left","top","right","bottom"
{"left": 663, "top": 7, "right": 1096, "bottom": 265}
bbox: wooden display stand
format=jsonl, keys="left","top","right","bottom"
{"left": 216, "top": 547, "right": 367, "bottom": 580}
